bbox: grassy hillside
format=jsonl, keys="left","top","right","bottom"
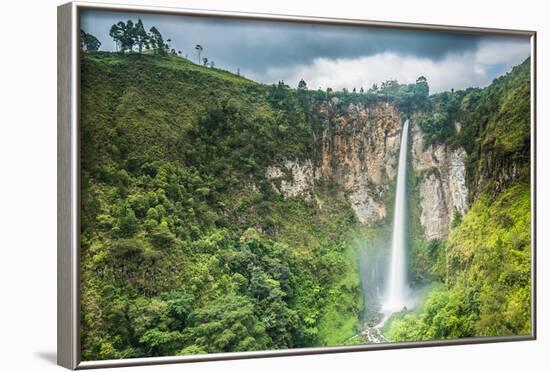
{"left": 80, "top": 52, "right": 365, "bottom": 360}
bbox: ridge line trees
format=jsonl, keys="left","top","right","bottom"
{"left": 80, "top": 29, "right": 101, "bottom": 52}
{"left": 195, "top": 45, "right": 203, "bottom": 64}
{"left": 149, "top": 26, "right": 169, "bottom": 56}
{"left": 109, "top": 19, "right": 171, "bottom": 55}
{"left": 134, "top": 19, "right": 148, "bottom": 53}
{"left": 105, "top": 19, "right": 215, "bottom": 67}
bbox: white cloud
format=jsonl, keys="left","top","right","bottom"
{"left": 475, "top": 39, "right": 531, "bottom": 65}
{"left": 246, "top": 39, "right": 530, "bottom": 93}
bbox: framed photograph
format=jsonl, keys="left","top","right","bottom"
{"left": 57, "top": 1, "right": 536, "bottom": 369}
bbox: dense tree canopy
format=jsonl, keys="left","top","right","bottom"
{"left": 80, "top": 29, "right": 101, "bottom": 52}
{"left": 107, "top": 20, "right": 171, "bottom": 55}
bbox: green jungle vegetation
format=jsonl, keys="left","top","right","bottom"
{"left": 79, "top": 23, "right": 531, "bottom": 360}
{"left": 386, "top": 183, "right": 531, "bottom": 340}
{"left": 80, "top": 50, "right": 367, "bottom": 360}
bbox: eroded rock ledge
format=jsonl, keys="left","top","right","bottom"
{"left": 265, "top": 101, "right": 469, "bottom": 239}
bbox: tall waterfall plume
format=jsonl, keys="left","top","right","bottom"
{"left": 382, "top": 119, "right": 410, "bottom": 313}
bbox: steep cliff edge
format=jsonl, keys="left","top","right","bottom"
{"left": 319, "top": 101, "right": 401, "bottom": 224}
{"left": 265, "top": 60, "right": 530, "bottom": 243}
{"left": 266, "top": 99, "right": 469, "bottom": 241}
{"left": 266, "top": 100, "right": 403, "bottom": 225}
{"left": 411, "top": 123, "right": 468, "bottom": 239}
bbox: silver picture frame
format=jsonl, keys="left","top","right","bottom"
{"left": 58, "top": 1, "right": 537, "bottom": 369}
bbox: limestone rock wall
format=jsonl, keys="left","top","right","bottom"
{"left": 411, "top": 122, "right": 468, "bottom": 239}
{"left": 265, "top": 101, "right": 469, "bottom": 240}
{"left": 318, "top": 101, "right": 402, "bottom": 224}
{"left": 266, "top": 159, "right": 315, "bottom": 199}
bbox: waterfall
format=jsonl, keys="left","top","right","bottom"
{"left": 382, "top": 119, "right": 410, "bottom": 313}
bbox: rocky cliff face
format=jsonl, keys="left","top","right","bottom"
{"left": 267, "top": 100, "right": 401, "bottom": 224}
{"left": 266, "top": 159, "right": 315, "bottom": 200}
{"left": 318, "top": 101, "right": 402, "bottom": 224}
{"left": 266, "top": 100, "right": 468, "bottom": 240}
{"left": 411, "top": 123, "right": 468, "bottom": 239}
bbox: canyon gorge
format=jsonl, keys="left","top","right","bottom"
{"left": 79, "top": 51, "right": 531, "bottom": 359}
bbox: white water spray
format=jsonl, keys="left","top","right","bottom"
{"left": 382, "top": 119, "right": 410, "bottom": 314}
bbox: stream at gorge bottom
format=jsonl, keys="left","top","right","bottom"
{"left": 345, "top": 297, "right": 389, "bottom": 344}
{"left": 346, "top": 290, "right": 417, "bottom": 345}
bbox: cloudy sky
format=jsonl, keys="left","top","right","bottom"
{"left": 81, "top": 10, "right": 531, "bottom": 93}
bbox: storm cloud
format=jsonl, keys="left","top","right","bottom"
{"left": 81, "top": 10, "right": 530, "bottom": 93}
